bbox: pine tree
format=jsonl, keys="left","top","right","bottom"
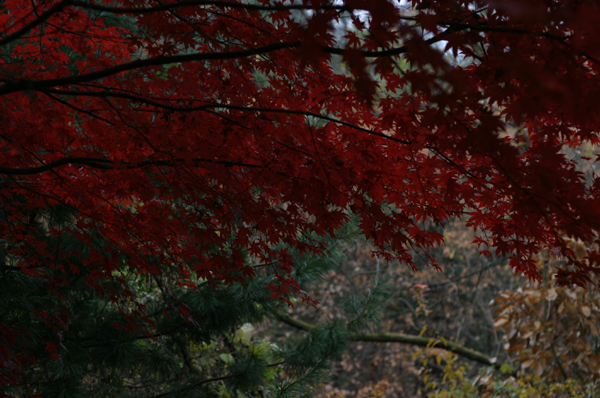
{"left": 1, "top": 200, "right": 359, "bottom": 397}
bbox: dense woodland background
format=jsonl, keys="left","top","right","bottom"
{"left": 265, "top": 220, "right": 600, "bottom": 397}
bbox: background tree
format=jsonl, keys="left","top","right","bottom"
{"left": 274, "top": 220, "right": 511, "bottom": 397}
{"left": 271, "top": 223, "right": 600, "bottom": 397}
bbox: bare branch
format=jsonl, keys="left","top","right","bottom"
{"left": 0, "top": 42, "right": 299, "bottom": 96}
{"left": 142, "top": 360, "right": 284, "bottom": 398}
{"left": 0, "top": 27, "right": 455, "bottom": 97}
{"left": 0, "top": 156, "right": 261, "bottom": 176}
{"left": 38, "top": 89, "right": 413, "bottom": 145}
{"left": 276, "top": 314, "right": 505, "bottom": 370}
{"left": 0, "top": 0, "right": 71, "bottom": 46}
{"left": 70, "top": 0, "right": 348, "bottom": 14}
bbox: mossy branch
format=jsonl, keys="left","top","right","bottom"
{"left": 276, "top": 314, "right": 505, "bottom": 370}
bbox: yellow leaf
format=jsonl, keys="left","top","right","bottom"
{"left": 564, "top": 302, "right": 577, "bottom": 315}
{"left": 574, "top": 240, "right": 587, "bottom": 259}
{"left": 534, "top": 360, "right": 544, "bottom": 377}
{"left": 521, "top": 359, "right": 535, "bottom": 369}
{"left": 234, "top": 323, "right": 254, "bottom": 345}
{"left": 581, "top": 306, "right": 591, "bottom": 318}
{"left": 589, "top": 322, "right": 599, "bottom": 337}
{"left": 493, "top": 317, "right": 509, "bottom": 331}
{"left": 219, "top": 353, "right": 234, "bottom": 364}
{"left": 588, "top": 354, "right": 600, "bottom": 373}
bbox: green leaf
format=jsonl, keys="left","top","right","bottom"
{"left": 219, "top": 353, "right": 235, "bottom": 364}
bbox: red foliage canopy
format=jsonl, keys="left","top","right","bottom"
{"left": 2, "top": 0, "right": 600, "bottom": 370}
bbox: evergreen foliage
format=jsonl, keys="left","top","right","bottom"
{"left": 1, "top": 200, "right": 367, "bottom": 397}
{"left": 343, "top": 280, "right": 392, "bottom": 333}
{"left": 275, "top": 360, "right": 331, "bottom": 398}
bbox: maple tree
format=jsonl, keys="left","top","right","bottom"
{"left": 3, "top": 0, "right": 600, "bottom": 391}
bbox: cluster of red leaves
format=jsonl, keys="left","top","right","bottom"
{"left": 2, "top": 0, "right": 600, "bottom": 385}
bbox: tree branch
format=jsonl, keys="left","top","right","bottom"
{"left": 0, "top": 26, "right": 455, "bottom": 97}
{"left": 70, "top": 0, "right": 348, "bottom": 14}
{"left": 42, "top": 92, "right": 114, "bottom": 125}
{"left": 276, "top": 314, "right": 504, "bottom": 370}
{"left": 0, "top": 156, "right": 261, "bottom": 176}
{"left": 0, "top": 0, "right": 72, "bottom": 46}
{"left": 0, "top": 42, "right": 299, "bottom": 96}
{"left": 142, "top": 360, "right": 284, "bottom": 398}
{"left": 37, "top": 89, "right": 413, "bottom": 145}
